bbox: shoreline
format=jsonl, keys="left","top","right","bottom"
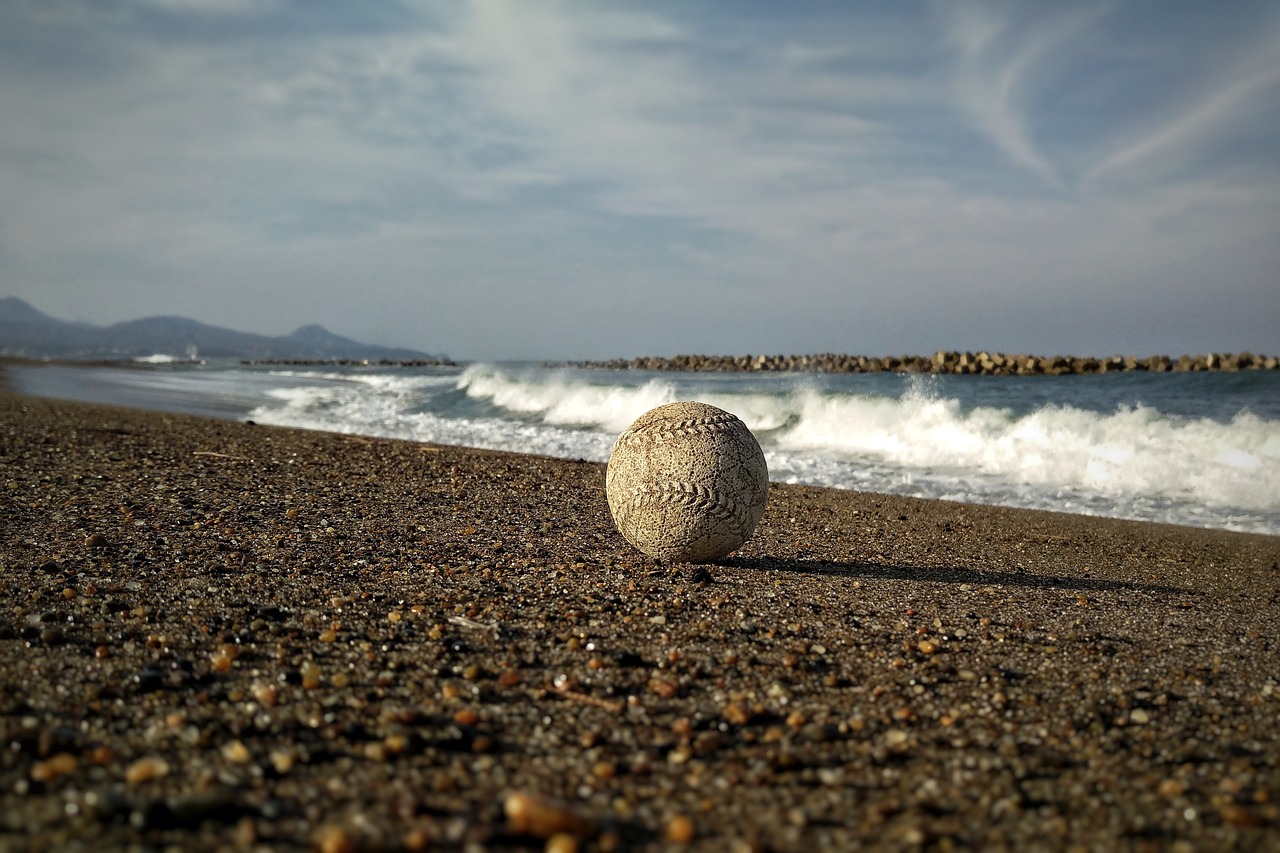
{"left": 3, "top": 358, "right": 1277, "bottom": 540}
{"left": 2, "top": 390, "right": 1278, "bottom": 849}
{"left": 0, "top": 360, "right": 262, "bottom": 424}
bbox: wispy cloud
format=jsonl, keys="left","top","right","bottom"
{"left": 138, "top": 0, "right": 279, "bottom": 15}
{"left": 442, "top": 3, "right": 871, "bottom": 227}
{"left": 1086, "top": 24, "right": 1280, "bottom": 184}
{"left": 429, "top": 0, "right": 959, "bottom": 269}
{"left": 939, "top": 1, "right": 1106, "bottom": 189}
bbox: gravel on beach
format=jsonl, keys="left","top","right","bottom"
{"left": 2, "top": 391, "right": 1278, "bottom": 851}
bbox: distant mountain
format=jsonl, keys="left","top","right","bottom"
{"left": 0, "top": 296, "right": 444, "bottom": 361}
{"left": 0, "top": 296, "right": 69, "bottom": 325}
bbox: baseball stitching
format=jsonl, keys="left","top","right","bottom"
{"left": 614, "top": 413, "right": 746, "bottom": 447}
{"left": 612, "top": 481, "right": 754, "bottom": 540}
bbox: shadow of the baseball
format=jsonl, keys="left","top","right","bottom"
{"left": 715, "top": 556, "right": 1188, "bottom": 595}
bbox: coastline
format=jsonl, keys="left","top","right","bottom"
{"left": 2, "top": 391, "right": 1278, "bottom": 850}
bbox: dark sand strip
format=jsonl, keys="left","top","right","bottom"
{"left": 2, "top": 392, "right": 1278, "bottom": 851}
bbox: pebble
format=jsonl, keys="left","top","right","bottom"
{"left": 313, "top": 824, "right": 355, "bottom": 853}
{"left": 301, "top": 661, "right": 321, "bottom": 689}
{"left": 30, "top": 753, "right": 77, "bottom": 783}
{"left": 403, "top": 826, "right": 432, "bottom": 851}
{"left": 1219, "top": 804, "right": 1262, "bottom": 827}
{"left": 665, "top": 815, "right": 696, "bottom": 844}
{"left": 125, "top": 756, "right": 171, "bottom": 786}
{"left": 270, "top": 748, "right": 296, "bottom": 774}
{"left": 221, "top": 739, "right": 251, "bottom": 764}
{"left": 545, "top": 833, "right": 580, "bottom": 853}
{"left": 884, "top": 730, "right": 911, "bottom": 753}
{"left": 504, "top": 791, "right": 594, "bottom": 839}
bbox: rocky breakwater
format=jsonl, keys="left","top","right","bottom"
{"left": 573, "top": 351, "right": 1278, "bottom": 376}
{"left": 241, "top": 357, "right": 456, "bottom": 368}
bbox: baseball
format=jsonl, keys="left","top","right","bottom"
{"left": 606, "top": 401, "right": 769, "bottom": 563}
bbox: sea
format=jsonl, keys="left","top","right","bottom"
{"left": 7, "top": 359, "right": 1279, "bottom": 537}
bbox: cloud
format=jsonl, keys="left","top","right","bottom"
{"left": 437, "top": 1, "right": 913, "bottom": 238}
{"left": 444, "top": 3, "right": 775, "bottom": 214}
{"left": 137, "top": 0, "right": 280, "bottom": 15}
{"left": 938, "top": 1, "right": 1107, "bottom": 189}
{"left": 0, "top": 0, "right": 1276, "bottom": 358}
{"left": 1086, "top": 24, "right": 1280, "bottom": 184}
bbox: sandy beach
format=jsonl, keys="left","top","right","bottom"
{"left": 2, "top": 390, "right": 1278, "bottom": 851}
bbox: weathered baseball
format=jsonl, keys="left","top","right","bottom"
{"left": 606, "top": 401, "right": 769, "bottom": 563}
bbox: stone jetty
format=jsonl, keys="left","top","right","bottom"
{"left": 240, "top": 357, "right": 455, "bottom": 368}
{"left": 571, "top": 351, "right": 1277, "bottom": 376}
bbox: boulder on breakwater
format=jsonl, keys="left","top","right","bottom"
{"left": 570, "top": 351, "right": 1278, "bottom": 376}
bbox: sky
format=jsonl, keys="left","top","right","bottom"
{"left": 1, "top": 0, "right": 1278, "bottom": 361}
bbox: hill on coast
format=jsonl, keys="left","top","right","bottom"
{"left": 0, "top": 296, "right": 442, "bottom": 362}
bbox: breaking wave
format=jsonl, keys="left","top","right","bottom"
{"left": 241, "top": 363, "right": 1280, "bottom": 534}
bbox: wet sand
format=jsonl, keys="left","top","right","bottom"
{"left": 2, "top": 391, "right": 1278, "bottom": 851}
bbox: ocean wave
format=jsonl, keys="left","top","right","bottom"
{"left": 772, "top": 386, "right": 1278, "bottom": 513}
{"left": 242, "top": 363, "right": 1279, "bottom": 534}
{"left": 248, "top": 374, "right": 614, "bottom": 460}
{"left": 457, "top": 363, "right": 797, "bottom": 433}
{"left": 457, "top": 364, "right": 1280, "bottom": 525}
{"left": 458, "top": 364, "right": 679, "bottom": 434}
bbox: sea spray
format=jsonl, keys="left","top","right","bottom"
{"left": 458, "top": 364, "right": 679, "bottom": 434}
{"left": 12, "top": 359, "right": 1275, "bottom": 534}
{"left": 448, "top": 364, "right": 1280, "bottom": 529}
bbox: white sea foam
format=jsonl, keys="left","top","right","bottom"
{"left": 457, "top": 364, "right": 795, "bottom": 434}
{"left": 21, "top": 358, "right": 1274, "bottom": 532}
{"left": 249, "top": 372, "right": 615, "bottom": 461}
{"left": 771, "top": 388, "right": 1279, "bottom": 513}
{"left": 454, "top": 365, "right": 1280, "bottom": 531}
{"left": 240, "top": 363, "right": 1280, "bottom": 534}
{"left": 458, "top": 364, "right": 679, "bottom": 434}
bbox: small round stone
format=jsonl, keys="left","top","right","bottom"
{"left": 125, "top": 756, "right": 170, "bottom": 786}
{"left": 665, "top": 814, "right": 696, "bottom": 844}
{"left": 606, "top": 401, "right": 768, "bottom": 563}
